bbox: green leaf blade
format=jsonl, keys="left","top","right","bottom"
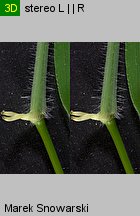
{"left": 125, "top": 42, "right": 140, "bottom": 115}
{"left": 54, "top": 42, "right": 70, "bottom": 114}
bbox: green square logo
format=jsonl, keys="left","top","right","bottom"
{"left": 0, "top": 0, "right": 20, "bottom": 16}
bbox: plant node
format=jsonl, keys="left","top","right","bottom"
{"left": 1, "top": 110, "right": 44, "bottom": 124}
{"left": 71, "top": 111, "right": 115, "bottom": 124}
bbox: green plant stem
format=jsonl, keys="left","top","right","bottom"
{"left": 30, "top": 42, "right": 48, "bottom": 114}
{"left": 100, "top": 42, "right": 119, "bottom": 115}
{"left": 36, "top": 119, "right": 64, "bottom": 174}
{"left": 106, "top": 119, "right": 134, "bottom": 174}
{"left": 31, "top": 42, "right": 64, "bottom": 174}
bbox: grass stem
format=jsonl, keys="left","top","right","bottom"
{"left": 30, "top": 42, "right": 48, "bottom": 115}
{"left": 100, "top": 42, "right": 119, "bottom": 116}
{"left": 36, "top": 119, "right": 64, "bottom": 174}
{"left": 106, "top": 119, "right": 134, "bottom": 174}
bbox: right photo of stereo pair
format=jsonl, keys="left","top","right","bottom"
{"left": 71, "top": 42, "right": 140, "bottom": 174}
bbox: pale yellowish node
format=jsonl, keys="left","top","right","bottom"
{"left": 1, "top": 110, "right": 44, "bottom": 124}
{"left": 71, "top": 111, "right": 114, "bottom": 124}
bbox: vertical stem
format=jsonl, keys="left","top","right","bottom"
{"left": 30, "top": 42, "right": 48, "bottom": 114}
{"left": 106, "top": 119, "right": 134, "bottom": 174}
{"left": 31, "top": 43, "right": 64, "bottom": 174}
{"left": 100, "top": 42, "right": 120, "bottom": 115}
{"left": 35, "top": 119, "right": 64, "bottom": 174}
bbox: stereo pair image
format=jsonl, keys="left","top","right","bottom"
{"left": 0, "top": 42, "right": 139, "bottom": 174}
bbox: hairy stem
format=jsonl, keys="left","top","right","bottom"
{"left": 30, "top": 42, "right": 48, "bottom": 115}
{"left": 100, "top": 42, "right": 119, "bottom": 116}
{"left": 31, "top": 42, "right": 64, "bottom": 173}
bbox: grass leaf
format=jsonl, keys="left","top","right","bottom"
{"left": 125, "top": 42, "right": 140, "bottom": 115}
{"left": 54, "top": 42, "right": 70, "bottom": 114}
